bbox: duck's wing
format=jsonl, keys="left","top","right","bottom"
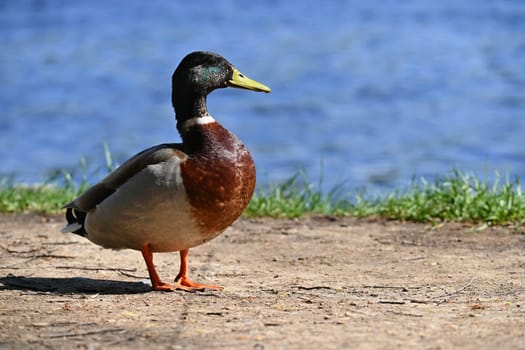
{"left": 65, "top": 143, "right": 187, "bottom": 211}
{"left": 62, "top": 143, "right": 186, "bottom": 234}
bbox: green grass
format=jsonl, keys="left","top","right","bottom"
{"left": 2, "top": 165, "right": 525, "bottom": 225}
{"left": 246, "top": 170, "right": 525, "bottom": 225}
{"left": 246, "top": 171, "right": 353, "bottom": 217}
{"left": 0, "top": 183, "right": 73, "bottom": 213}
{"left": 0, "top": 144, "right": 110, "bottom": 214}
{"left": 0, "top": 168, "right": 85, "bottom": 213}
{"left": 357, "top": 170, "right": 525, "bottom": 225}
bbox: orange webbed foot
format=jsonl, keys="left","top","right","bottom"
{"left": 174, "top": 275, "right": 222, "bottom": 291}
{"left": 151, "top": 280, "right": 196, "bottom": 293}
{"left": 151, "top": 278, "right": 221, "bottom": 293}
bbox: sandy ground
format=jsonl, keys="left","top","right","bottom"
{"left": 0, "top": 213, "right": 524, "bottom": 349}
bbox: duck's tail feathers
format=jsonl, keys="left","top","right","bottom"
{"left": 61, "top": 207, "right": 88, "bottom": 237}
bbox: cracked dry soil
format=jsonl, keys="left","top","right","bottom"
{"left": 0, "top": 214, "right": 524, "bottom": 349}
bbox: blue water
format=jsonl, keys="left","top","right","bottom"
{"left": 1, "top": 1, "right": 525, "bottom": 193}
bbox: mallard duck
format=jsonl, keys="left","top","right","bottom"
{"left": 62, "top": 51, "right": 271, "bottom": 292}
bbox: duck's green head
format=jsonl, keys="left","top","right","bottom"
{"left": 172, "top": 51, "right": 270, "bottom": 117}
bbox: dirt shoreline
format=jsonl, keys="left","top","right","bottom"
{"left": 1, "top": 214, "right": 524, "bottom": 349}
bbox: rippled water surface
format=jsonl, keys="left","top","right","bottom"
{"left": 1, "top": 1, "right": 525, "bottom": 192}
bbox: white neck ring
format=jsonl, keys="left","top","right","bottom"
{"left": 180, "top": 115, "right": 216, "bottom": 133}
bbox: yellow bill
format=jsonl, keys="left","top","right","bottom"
{"left": 228, "top": 68, "right": 271, "bottom": 93}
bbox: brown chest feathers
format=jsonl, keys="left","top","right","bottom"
{"left": 179, "top": 122, "right": 256, "bottom": 234}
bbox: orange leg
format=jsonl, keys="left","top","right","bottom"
{"left": 141, "top": 244, "right": 193, "bottom": 292}
{"left": 140, "top": 244, "right": 221, "bottom": 292}
{"left": 174, "top": 249, "right": 222, "bottom": 290}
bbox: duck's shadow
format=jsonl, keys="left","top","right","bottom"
{"left": 0, "top": 275, "right": 152, "bottom": 294}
